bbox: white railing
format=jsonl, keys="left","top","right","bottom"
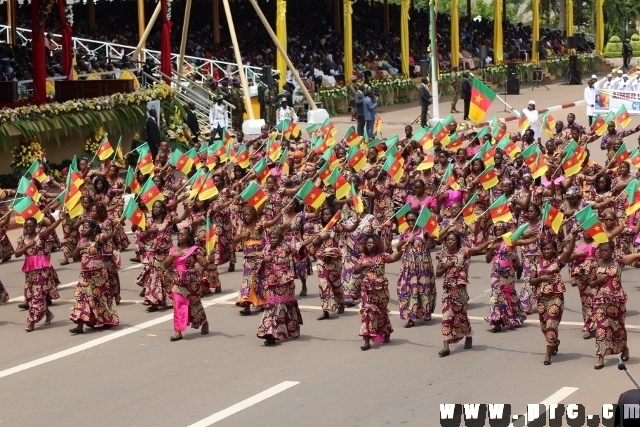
{"left": 0, "top": 24, "right": 269, "bottom": 90}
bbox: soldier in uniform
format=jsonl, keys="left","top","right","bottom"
{"left": 263, "top": 81, "right": 278, "bottom": 128}
{"left": 348, "top": 76, "right": 359, "bottom": 121}
{"left": 210, "top": 80, "right": 223, "bottom": 101}
{"left": 229, "top": 78, "right": 245, "bottom": 131}
{"left": 275, "top": 95, "right": 298, "bottom": 126}
{"left": 449, "top": 66, "right": 461, "bottom": 114}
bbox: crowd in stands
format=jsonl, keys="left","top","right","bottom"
{"left": 0, "top": 0, "right": 591, "bottom": 87}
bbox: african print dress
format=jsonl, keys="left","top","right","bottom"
{"left": 358, "top": 254, "right": 394, "bottom": 342}
{"left": 235, "top": 225, "right": 266, "bottom": 309}
{"left": 314, "top": 228, "right": 344, "bottom": 312}
{"left": 590, "top": 258, "right": 628, "bottom": 357}
{"left": 189, "top": 210, "right": 221, "bottom": 292}
{"left": 281, "top": 212, "right": 311, "bottom": 280}
{"left": 0, "top": 191, "right": 14, "bottom": 260}
{"left": 60, "top": 210, "right": 79, "bottom": 262}
{"left": 17, "top": 229, "right": 61, "bottom": 325}
{"left": 485, "top": 242, "right": 526, "bottom": 328}
{"left": 170, "top": 246, "right": 208, "bottom": 331}
{"left": 436, "top": 249, "right": 473, "bottom": 344}
{"left": 339, "top": 215, "right": 379, "bottom": 303}
{"left": 532, "top": 258, "right": 566, "bottom": 347}
{"left": 519, "top": 221, "right": 543, "bottom": 314}
{"left": 210, "top": 188, "right": 236, "bottom": 266}
{"left": 70, "top": 239, "right": 119, "bottom": 327}
{"left": 397, "top": 229, "right": 436, "bottom": 321}
{"left": 0, "top": 281, "right": 8, "bottom": 303}
{"left": 372, "top": 178, "right": 395, "bottom": 253}
{"left": 257, "top": 244, "right": 303, "bottom": 341}
{"left": 98, "top": 218, "right": 121, "bottom": 301}
{"left": 568, "top": 244, "right": 596, "bottom": 331}
{"left": 136, "top": 212, "right": 175, "bottom": 307}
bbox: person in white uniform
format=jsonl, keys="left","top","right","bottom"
{"left": 521, "top": 100, "right": 540, "bottom": 139}
{"left": 275, "top": 96, "right": 298, "bottom": 125}
{"left": 597, "top": 74, "right": 616, "bottom": 90}
{"left": 209, "top": 95, "right": 228, "bottom": 140}
{"left": 584, "top": 75, "right": 597, "bottom": 126}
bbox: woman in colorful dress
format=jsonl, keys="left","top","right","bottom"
{"left": 135, "top": 200, "right": 177, "bottom": 312}
{"left": 340, "top": 212, "right": 377, "bottom": 307}
{"left": 280, "top": 197, "right": 314, "bottom": 297}
{"left": 210, "top": 174, "right": 238, "bottom": 273}
{"left": 69, "top": 219, "right": 119, "bottom": 334}
{"left": 89, "top": 203, "right": 121, "bottom": 304}
{"left": 362, "top": 170, "right": 395, "bottom": 252}
{"left": 589, "top": 241, "right": 640, "bottom": 369}
{"left": 529, "top": 233, "right": 577, "bottom": 365}
{"left": 164, "top": 226, "right": 212, "bottom": 341}
{"left": 567, "top": 233, "right": 597, "bottom": 339}
{"left": 518, "top": 204, "right": 545, "bottom": 315}
{"left": 397, "top": 210, "right": 437, "bottom": 327}
{"left": 436, "top": 231, "right": 493, "bottom": 356}
{"left": 15, "top": 216, "right": 63, "bottom": 332}
{"left": 0, "top": 187, "right": 16, "bottom": 263}
{"left": 354, "top": 234, "right": 404, "bottom": 350}
{"left": 484, "top": 222, "right": 527, "bottom": 332}
{"left": 257, "top": 226, "right": 304, "bottom": 345}
{"left": 601, "top": 209, "right": 639, "bottom": 257}
{"left": 234, "top": 206, "right": 281, "bottom": 315}
{"left": 309, "top": 206, "right": 345, "bottom": 320}
{"left": 187, "top": 198, "right": 221, "bottom": 295}
{"left": 439, "top": 201, "right": 470, "bottom": 248}
{"left": 465, "top": 159, "right": 491, "bottom": 247}
{"left": 0, "top": 208, "right": 14, "bottom": 262}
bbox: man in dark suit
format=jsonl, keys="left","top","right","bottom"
{"left": 461, "top": 72, "right": 472, "bottom": 121}
{"left": 354, "top": 84, "right": 365, "bottom": 136}
{"left": 419, "top": 77, "right": 431, "bottom": 128}
{"left": 145, "top": 107, "right": 161, "bottom": 159}
{"left": 184, "top": 102, "right": 200, "bottom": 143}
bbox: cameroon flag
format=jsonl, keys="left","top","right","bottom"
{"left": 412, "top": 127, "right": 433, "bottom": 149}
{"left": 472, "top": 140, "right": 495, "bottom": 167}
{"left": 188, "top": 169, "right": 208, "bottom": 199}
{"left": 416, "top": 149, "right": 435, "bottom": 171}
{"left": 394, "top": 203, "right": 412, "bottom": 233}
{"left": 442, "top": 163, "right": 459, "bottom": 190}
{"left": 518, "top": 110, "right": 531, "bottom": 133}
{"left": 497, "top": 138, "right": 520, "bottom": 159}
{"left": 344, "top": 126, "right": 360, "bottom": 147}
{"left": 447, "top": 133, "right": 462, "bottom": 152}
{"left": 629, "top": 148, "right": 640, "bottom": 168}
{"left": 240, "top": 181, "right": 268, "bottom": 208}
{"left": 461, "top": 193, "right": 478, "bottom": 225}
{"left": 561, "top": 142, "right": 583, "bottom": 177}
{"left": 591, "top": 113, "right": 608, "bottom": 136}
{"left": 14, "top": 197, "right": 44, "bottom": 224}
{"left": 96, "top": 136, "right": 114, "bottom": 161}
{"left": 382, "top": 149, "right": 404, "bottom": 183}
{"left": 488, "top": 195, "right": 513, "bottom": 224}
{"left": 323, "top": 210, "right": 342, "bottom": 232}
{"left": 415, "top": 206, "right": 439, "bottom": 238}
{"left": 296, "top": 180, "right": 327, "bottom": 209}
{"left": 123, "top": 197, "right": 146, "bottom": 230}
{"left": 616, "top": 104, "right": 632, "bottom": 128}
{"left": 478, "top": 165, "right": 499, "bottom": 190}
{"left": 27, "top": 160, "right": 46, "bottom": 183}
{"left": 234, "top": 145, "right": 251, "bottom": 169}
{"left": 169, "top": 149, "right": 194, "bottom": 174}
{"left": 431, "top": 121, "right": 450, "bottom": 146}
{"left": 502, "top": 223, "right": 529, "bottom": 246}
{"left": 468, "top": 78, "right": 496, "bottom": 123}
{"left": 125, "top": 167, "right": 142, "bottom": 194}
{"left": 139, "top": 178, "right": 164, "bottom": 210}
{"left": 205, "top": 216, "right": 217, "bottom": 254}
{"left": 625, "top": 179, "right": 640, "bottom": 215}
{"left": 252, "top": 157, "right": 271, "bottom": 184}
{"left": 347, "top": 146, "right": 367, "bottom": 172}
{"left": 579, "top": 213, "right": 609, "bottom": 243}
{"left": 18, "top": 176, "right": 41, "bottom": 203}
{"left": 491, "top": 126, "right": 509, "bottom": 144}
{"left": 374, "top": 116, "right": 383, "bottom": 134}
{"left": 198, "top": 173, "right": 219, "bottom": 201}
{"left": 542, "top": 201, "right": 564, "bottom": 233}
{"left": 613, "top": 142, "right": 630, "bottom": 164}
{"left": 351, "top": 183, "right": 364, "bottom": 213}
{"left": 136, "top": 144, "right": 154, "bottom": 175}
{"left": 327, "top": 168, "right": 350, "bottom": 200}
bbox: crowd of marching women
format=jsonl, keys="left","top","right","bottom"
{"left": 2, "top": 109, "right": 640, "bottom": 369}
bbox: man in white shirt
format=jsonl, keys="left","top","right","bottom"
{"left": 584, "top": 75, "right": 597, "bottom": 126}
{"left": 209, "top": 96, "right": 228, "bottom": 140}
{"left": 275, "top": 96, "right": 298, "bottom": 125}
{"left": 618, "top": 74, "right": 632, "bottom": 91}
{"left": 597, "top": 73, "right": 615, "bottom": 90}
{"left": 611, "top": 70, "right": 624, "bottom": 89}
{"left": 521, "top": 100, "right": 540, "bottom": 139}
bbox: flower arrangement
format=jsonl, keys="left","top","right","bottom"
{"left": 161, "top": 106, "right": 192, "bottom": 149}
{"left": 66, "top": 3, "right": 74, "bottom": 26}
{"left": 11, "top": 136, "right": 44, "bottom": 177}
{"left": 83, "top": 125, "right": 107, "bottom": 158}
{"left": 318, "top": 86, "right": 348, "bottom": 100}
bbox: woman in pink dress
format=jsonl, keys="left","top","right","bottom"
{"left": 16, "top": 216, "right": 63, "bottom": 332}
{"left": 164, "top": 226, "right": 213, "bottom": 341}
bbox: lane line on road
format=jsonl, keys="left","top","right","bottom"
{"left": 0, "top": 292, "right": 236, "bottom": 380}
{"left": 512, "top": 387, "right": 578, "bottom": 427}
{"left": 186, "top": 381, "right": 300, "bottom": 426}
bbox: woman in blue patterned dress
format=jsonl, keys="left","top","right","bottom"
{"left": 397, "top": 210, "right": 437, "bottom": 327}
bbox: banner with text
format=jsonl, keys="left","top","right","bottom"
{"left": 594, "top": 89, "right": 640, "bottom": 114}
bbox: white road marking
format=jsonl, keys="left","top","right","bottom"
{"left": 539, "top": 387, "right": 579, "bottom": 405}
{"left": 0, "top": 292, "right": 235, "bottom": 380}
{"left": 186, "top": 381, "right": 300, "bottom": 426}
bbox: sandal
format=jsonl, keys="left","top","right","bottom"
{"left": 594, "top": 363, "right": 605, "bottom": 370}
{"left": 583, "top": 331, "right": 592, "bottom": 339}
{"left": 438, "top": 349, "right": 450, "bottom": 357}
{"left": 228, "top": 264, "right": 235, "bottom": 272}
{"left": 491, "top": 324, "right": 502, "bottom": 333}
{"left": 360, "top": 344, "right": 371, "bottom": 351}
{"left": 44, "top": 312, "right": 54, "bottom": 325}
{"left": 622, "top": 347, "right": 630, "bottom": 362}
{"left": 170, "top": 335, "right": 183, "bottom": 342}
{"left": 18, "top": 303, "right": 29, "bottom": 311}
{"left": 405, "top": 320, "right": 415, "bottom": 328}
{"left": 552, "top": 342, "right": 560, "bottom": 356}
{"left": 543, "top": 360, "right": 552, "bottom": 365}
{"left": 239, "top": 309, "right": 251, "bottom": 316}
{"left": 464, "top": 338, "right": 473, "bottom": 349}
{"left": 146, "top": 305, "right": 158, "bottom": 313}
{"left": 201, "top": 323, "right": 209, "bottom": 335}
{"left": 317, "top": 311, "right": 330, "bottom": 320}
{"left": 60, "top": 260, "right": 69, "bottom": 266}
{"left": 264, "top": 337, "right": 277, "bottom": 346}
{"left": 337, "top": 304, "right": 345, "bottom": 314}
{"left": 25, "top": 323, "right": 35, "bottom": 332}
{"left": 69, "top": 327, "right": 84, "bottom": 335}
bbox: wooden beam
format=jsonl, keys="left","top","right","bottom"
{"left": 213, "top": 0, "right": 220, "bottom": 44}
{"left": 177, "top": 0, "right": 193, "bottom": 81}
{"left": 137, "top": 0, "right": 145, "bottom": 61}
{"left": 133, "top": 1, "right": 162, "bottom": 62}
